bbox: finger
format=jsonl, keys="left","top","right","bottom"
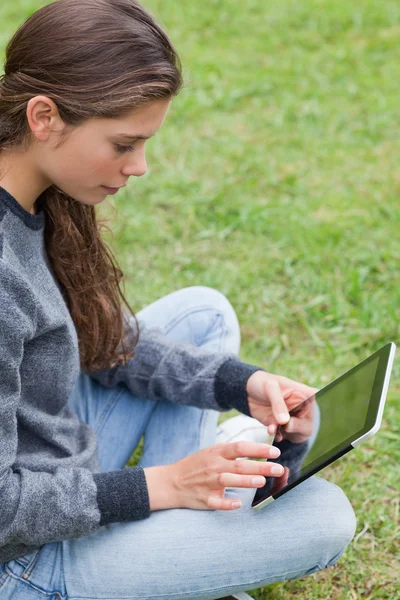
{"left": 285, "top": 416, "right": 314, "bottom": 437}
{"left": 283, "top": 417, "right": 296, "bottom": 432}
{"left": 223, "top": 457, "right": 284, "bottom": 478}
{"left": 268, "top": 423, "right": 276, "bottom": 435}
{"left": 280, "top": 466, "right": 289, "bottom": 485}
{"left": 291, "top": 382, "right": 318, "bottom": 397}
{"left": 222, "top": 441, "right": 281, "bottom": 461}
{"left": 280, "top": 466, "right": 289, "bottom": 488}
{"left": 218, "top": 472, "right": 267, "bottom": 488}
{"left": 288, "top": 398, "right": 314, "bottom": 418}
{"left": 276, "top": 375, "right": 319, "bottom": 397}
{"left": 263, "top": 378, "right": 290, "bottom": 424}
{"left": 207, "top": 496, "right": 243, "bottom": 511}
{"left": 271, "top": 466, "right": 289, "bottom": 494}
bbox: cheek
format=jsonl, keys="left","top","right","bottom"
{"left": 86, "top": 146, "right": 116, "bottom": 176}
{"left": 57, "top": 139, "right": 116, "bottom": 183}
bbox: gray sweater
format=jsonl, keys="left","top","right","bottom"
{"left": 0, "top": 185, "right": 262, "bottom": 564}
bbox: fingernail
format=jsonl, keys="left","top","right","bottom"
{"left": 271, "top": 465, "right": 284, "bottom": 475}
{"left": 252, "top": 476, "right": 265, "bottom": 486}
{"left": 278, "top": 412, "right": 289, "bottom": 423}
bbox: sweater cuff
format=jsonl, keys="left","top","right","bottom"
{"left": 214, "top": 357, "right": 266, "bottom": 416}
{"left": 93, "top": 466, "right": 150, "bottom": 525}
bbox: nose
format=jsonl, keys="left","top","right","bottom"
{"left": 121, "top": 151, "right": 147, "bottom": 178}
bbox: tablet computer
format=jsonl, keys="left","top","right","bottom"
{"left": 251, "top": 342, "right": 396, "bottom": 512}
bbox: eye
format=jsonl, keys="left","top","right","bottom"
{"left": 115, "top": 144, "right": 135, "bottom": 154}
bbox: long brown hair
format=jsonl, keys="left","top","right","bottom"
{"left": 0, "top": 0, "right": 183, "bottom": 372}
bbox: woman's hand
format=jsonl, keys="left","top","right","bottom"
{"left": 246, "top": 371, "right": 319, "bottom": 442}
{"left": 144, "top": 441, "right": 285, "bottom": 512}
{"left": 275, "top": 394, "right": 316, "bottom": 443}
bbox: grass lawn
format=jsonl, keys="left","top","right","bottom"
{"left": 1, "top": 1, "right": 399, "bottom": 598}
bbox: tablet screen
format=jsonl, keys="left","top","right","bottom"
{"left": 252, "top": 348, "right": 385, "bottom": 507}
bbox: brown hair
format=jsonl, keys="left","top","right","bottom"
{"left": 0, "top": 0, "right": 183, "bottom": 372}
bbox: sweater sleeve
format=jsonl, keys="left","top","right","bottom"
{"left": 0, "top": 262, "right": 150, "bottom": 561}
{"left": 87, "top": 310, "right": 264, "bottom": 417}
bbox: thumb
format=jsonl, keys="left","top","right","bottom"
{"left": 284, "top": 417, "right": 295, "bottom": 432}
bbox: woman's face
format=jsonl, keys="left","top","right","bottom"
{"left": 30, "top": 96, "right": 171, "bottom": 206}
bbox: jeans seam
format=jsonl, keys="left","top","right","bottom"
{"left": 0, "top": 570, "right": 10, "bottom": 591}
{"left": 92, "top": 387, "right": 126, "bottom": 436}
{"left": 22, "top": 548, "right": 41, "bottom": 578}
{"left": 163, "top": 306, "right": 227, "bottom": 349}
{"left": 3, "top": 548, "right": 42, "bottom": 584}
{"left": 5, "top": 568, "right": 64, "bottom": 598}
{"left": 163, "top": 305, "right": 218, "bottom": 330}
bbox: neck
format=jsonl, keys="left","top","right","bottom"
{"left": 0, "top": 150, "right": 51, "bottom": 214}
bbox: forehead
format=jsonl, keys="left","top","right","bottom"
{"left": 96, "top": 98, "right": 172, "bottom": 136}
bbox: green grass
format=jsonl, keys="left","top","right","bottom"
{"left": 1, "top": 1, "right": 399, "bottom": 598}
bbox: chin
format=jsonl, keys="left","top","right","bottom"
{"left": 69, "top": 190, "right": 104, "bottom": 206}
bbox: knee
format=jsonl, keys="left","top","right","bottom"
{"left": 307, "top": 477, "right": 357, "bottom": 568}
{"left": 280, "top": 475, "right": 357, "bottom": 577}
{"left": 185, "top": 286, "right": 235, "bottom": 313}
{"left": 325, "top": 482, "right": 357, "bottom": 555}
{"left": 184, "top": 286, "right": 241, "bottom": 354}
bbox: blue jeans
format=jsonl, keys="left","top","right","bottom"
{"left": 0, "top": 286, "right": 357, "bottom": 600}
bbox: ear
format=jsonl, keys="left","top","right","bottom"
{"left": 26, "top": 95, "right": 64, "bottom": 142}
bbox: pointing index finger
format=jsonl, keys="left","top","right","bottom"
{"left": 263, "top": 378, "right": 290, "bottom": 424}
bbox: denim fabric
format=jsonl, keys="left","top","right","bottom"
{"left": 0, "top": 286, "right": 357, "bottom": 600}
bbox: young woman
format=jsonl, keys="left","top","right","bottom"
{"left": 0, "top": 1, "right": 357, "bottom": 599}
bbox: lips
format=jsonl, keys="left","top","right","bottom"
{"left": 101, "top": 185, "right": 126, "bottom": 194}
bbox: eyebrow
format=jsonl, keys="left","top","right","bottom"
{"left": 116, "top": 133, "right": 156, "bottom": 140}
